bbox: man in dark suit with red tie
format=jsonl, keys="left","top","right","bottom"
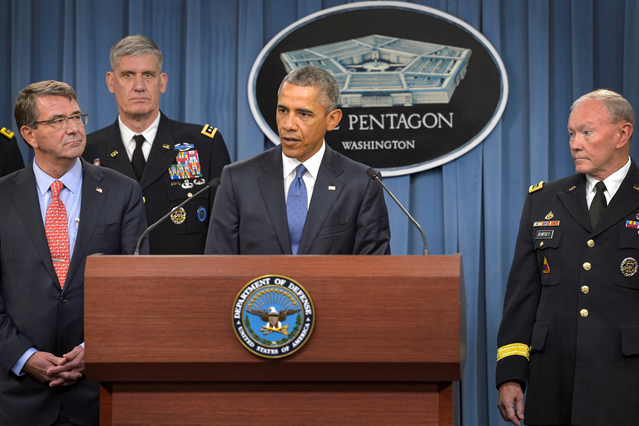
{"left": 0, "top": 80, "right": 148, "bottom": 425}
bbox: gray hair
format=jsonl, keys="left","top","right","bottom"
{"left": 109, "top": 35, "right": 163, "bottom": 71}
{"left": 15, "top": 80, "right": 78, "bottom": 130}
{"left": 572, "top": 89, "right": 635, "bottom": 128}
{"left": 279, "top": 65, "right": 340, "bottom": 113}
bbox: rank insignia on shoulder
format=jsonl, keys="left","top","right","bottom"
{"left": 0, "top": 127, "right": 15, "bottom": 139}
{"left": 201, "top": 124, "right": 218, "bottom": 139}
{"left": 529, "top": 181, "right": 544, "bottom": 193}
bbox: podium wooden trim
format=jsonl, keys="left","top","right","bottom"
{"left": 85, "top": 254, "right": 465, "bottom": 425}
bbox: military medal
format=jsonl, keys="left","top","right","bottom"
{"left": 168, "top": 149, "right": 203, "bottom": 180}
{"left": 170, "top": 207, "right": 186, "bottom": 225}
{"left": 620, "top": 257, "right": 638, "bottom": 277}
{"left": 181, "top": 179, "right": 194, "bottom": 189}
{"left": 194, "top": 178, "right": 206, "bottom": 185}
{"left": 533, "top": 221, "right": 560, "bottom": 227}
{"left": 626, "top": 220, "right": 639, "bottom": 229}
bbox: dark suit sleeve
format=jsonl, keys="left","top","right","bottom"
{"left": 121, "top": 180, "right": 150, "bottom": 255}
{"left": 205, "top": 165, "right": 240, "bottom": 254}
{"left": 353, "top": 176, "right": 391, "bottom": 254}
{"left": 0, "top": 282, "right": 37, "bottom": 373}
{"left": 496, "top": 192, "right": 542, "bottom": 390}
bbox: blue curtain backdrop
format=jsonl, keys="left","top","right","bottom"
{"left": 2, "top": 0, "right": 639, "bottom": 424}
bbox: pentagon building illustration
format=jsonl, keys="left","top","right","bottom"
{"left": 281, "top": 35, "right": 472, "bottom": 107}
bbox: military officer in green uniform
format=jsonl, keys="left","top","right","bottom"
{"left": 0, "top": 127, "right": 25, "bottom": 176}
{"left": 83, "top": 35, "right": 230, "bottom": 254}
{"left": 497, "top": 89, "right": 639, "bottom": 426}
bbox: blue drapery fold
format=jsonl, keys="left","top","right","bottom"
{"left": 2, "top": 1, "right": 638, "bottom": 424}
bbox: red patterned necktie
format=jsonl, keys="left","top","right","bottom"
{"left": 46, "top": 180, "right": 70, "bottom": 289}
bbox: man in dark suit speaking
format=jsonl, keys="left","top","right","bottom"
{"left": 83, "top": 35, "right": 230, "bottom": 254}
{"left": 0, "top": 81, "right": 148, "bottom": 425}
{"left": 205, "top": 65, "right": 390, "bottom": 255}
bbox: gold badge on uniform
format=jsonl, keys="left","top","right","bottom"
{"left": 543, "top": 257, "right": 550, "bottom": 274}
{"left": 545, "top": 211, "right": 554, "bottom": 220}
{"left": 620, "top": 257, "right": 638, "bottom": 277}
{"left": 110, "top": 150, "right": 119, "bottom": 157}
{"left": 0, "top": 127, "right": 15, "bottom": 139}
{"left": 201, "top": 124, "right": 218, "bottom": 139}
{"left": 170, "top": 207, "right": 186, "bottom": 225}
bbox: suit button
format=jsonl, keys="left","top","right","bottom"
{"left": 187, "top": 193, "right": 193, "bottom": 198}
{"left": 143, "top": 197, "right": 146, "bottom": 203}
{"left": 581, "top": 285, "right": 589, "bottom": 294}
{"left": 60, "top": 296, "right": 67, "bottom": 303}
{"left": 583, "top": 262, "right": 591, "bottom": 270}
{"left": 539, "top": 241, "right": 544, "bottom": 247}
{"left": 587, "top": 239, "right": 595, "bottom": 247}
{"left": 580, "top": 309, "right": 589, "bottom": 317}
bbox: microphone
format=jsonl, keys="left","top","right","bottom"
{"left": 134, "top": 177, "right": 221, "bottom": 255}
{"left": 366, "top": 168, "right": 429, "bottom": 255}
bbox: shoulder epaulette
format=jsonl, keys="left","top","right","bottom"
{"left": 0, "top": 127, "right": 15, "bottom": 140}
{"left": 201, "top": 124, "right": 218, "bottom": 139}
{"left": 529, "top": 181, "right": 544, "bottom": 193}
{"left": 497, "top": 343, "right": 531, "bottom": 361}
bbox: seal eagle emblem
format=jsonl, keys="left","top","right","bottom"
{"left": 233, "top": 275, "right": 315, "bottom": 358}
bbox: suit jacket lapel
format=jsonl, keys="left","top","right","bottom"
{"left": 65, "top": 160, "right": 107, "bottom": 288}
{"left": 591, "top": 160, "right": 639, "bottom": 237}
{"left": 257, "top": 146, "right": 291, "bottom": 254}
{"left": 139, "top": 113, "right": 177, "bottom": 190}
{"left": 8, "top": 166, "right": 58, "bottom": 284}
{"left": 298, "top": 146, "right": 344, "bottom": 254}
{"left": 100, "top": 119, "right": 136, "bottom": 180}
{"left": 557, "top": 174, "right": 591, "bottom": 232}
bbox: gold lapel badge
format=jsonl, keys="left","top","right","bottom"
{"left": 545, "top": 211, "right": 554, "bottom": 220}
{"left": 110, "top": 150, "right": 119, "bottom": 157}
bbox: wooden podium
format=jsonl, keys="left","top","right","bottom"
{"left": 85, "top": 255, "right": 465, "bottom": 425}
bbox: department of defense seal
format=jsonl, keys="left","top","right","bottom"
{"left": 233, "top": 275, "right": 315, "bottom": 358}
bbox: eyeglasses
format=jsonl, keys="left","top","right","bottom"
{"left": 34, "top": 113, "right": 89, "bottom": 130}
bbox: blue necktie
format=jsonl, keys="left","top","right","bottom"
{"left": 287, "top": 164, "right": 308, "bottom": 255}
